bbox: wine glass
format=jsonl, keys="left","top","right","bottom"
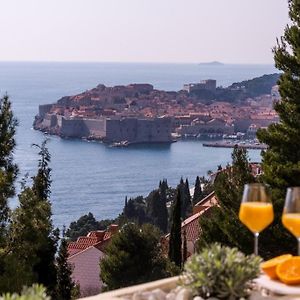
{"left": 282, "top": 187, "right": 300, "bottom": 255}
{"left": 239, "top": 183, "right": 274, "bottom": 255}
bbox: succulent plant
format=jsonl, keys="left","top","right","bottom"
{"left": 181, "top": 243, "right": 262, "bottom": 300}
{"left": 0, "top": 285, "right": 50, "bottom": 300}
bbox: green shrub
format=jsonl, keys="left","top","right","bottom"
{"left": 181, "top": 243, "right": 261, "bottom": 299}
{"left": 0, "top": 284, "right": 50, "bottom": 300}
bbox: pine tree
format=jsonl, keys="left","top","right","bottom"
{"left": 66, "top": 212, "right": 100, "bottom": 241}
{"left": 168, "top": 188, "right": 182, "bottom": 268}
{"left": 193, "top": 176, "right": 202, "bottom": 205}
{"left": 31, "top": 141, "right": 58, "bottom": 295}
{"left": 256, "top": 0, "right": 300, "bottom": 256}
{"left": 0, "top": 95, "right": 18, "bottom": 243}
{"left": 56, "top": 229, "right": 75, "bottom": 300}
{"left": 198, "top": 146, "right": 255, "bottom": 255}
{"left": 8, "top": 141, "right": 58, "bottom": 295}
{"left": 0, "top": 95, "right": 18, "bottom": 292}
{"left": 100, "top": 223, "right": 171, "bottom": 290}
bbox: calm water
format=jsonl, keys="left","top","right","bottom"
{"left": 0, "top": 62, "right": 277, "bottom": 228}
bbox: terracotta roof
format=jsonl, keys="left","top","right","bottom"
{"left": 76, "top": 236, "right": 99, "bottom": 246}
{"left": 181, "top": 212, "right": 201, "bottom": 242}
{"left": 87, "top": 230, "right": 106, "bottom": 240}
{"left": 194, "top": 191, "right": 218, "bottom": 208}
{"left": 165, "top": 206, "right": 211, "bottom": 240}
{"left": 67, "top": 225, "right": 119, "bottom": 258}
{"left": 103, "top": 231, "right": 111, "bottom": 240}
{"left": 183, "top": 205, "right": 213, "bottom": 242}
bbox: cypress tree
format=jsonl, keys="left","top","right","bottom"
{"left": 123, "top": 198, "right": 135, "bottom": 219}
{"left": 256, "top": 0, "right": 300, "bottom": 255}
{"left": 182, "top": 230, "right": 188, "bottom": 264}
{"left": 177, "top": 178, "right": 192, "bottom": 220}
{"left": 56, "top": 229, "right": 75, "bottom": 300}
{"left": 146, "top": 190, "right": 168, "bottom": 233}
{"left": 168, "top": 188, "right": 182, "bottom": 268}
{"left": 178, "top": 178, "right": 186, "bottom": 219}
{"left": 193, "top": 176, "right": 202, "bottom": 205}
{"left": 124, "top": 196, "right": 128, "bottom": 216}
{"left": 159, "top": 179, "right": 168, "bottom": 203}
{"left": 184, "top": 178, "right": 192, "bottom": 216}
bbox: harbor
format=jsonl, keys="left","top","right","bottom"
{"left": 203, "top": 140, "right": 267, "bottom": 150}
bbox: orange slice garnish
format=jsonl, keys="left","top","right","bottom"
{"left": 276, "top": 257, "right": 300, "bottom": 285}
{"left": 260, "top": 254, "right": 292, "bottom": 279}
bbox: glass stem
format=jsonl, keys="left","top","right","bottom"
{"left": 254, "top": 232, "right": 259, "bottom": 256}
{"left": 298, "top": 238, "right": 300, "bottom": 256}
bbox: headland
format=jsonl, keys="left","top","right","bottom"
{"left": 33, "top": 73, "right": 280, "bottom": 146}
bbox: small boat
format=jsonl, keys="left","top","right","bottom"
{"left": 110, "top": 141, "right": 129, "bottom": 148}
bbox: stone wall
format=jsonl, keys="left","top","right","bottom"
{"left": 83, "top": 118, "right": 106, "bottom": 137}
{"left": 179, "top": 123, "right": 234, "bottom": 135}
{"left": 38, "top": 114, "right": 172, "bottom": 143}
{"left": 105, "top": 117, "right": 172, "bottom": 143}
{"left": 60, "top": 118, "right": 89, "bottom": 137}
{"left": 39, "top": 104, "right": 53, "bottom": 118}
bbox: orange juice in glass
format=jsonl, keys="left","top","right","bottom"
{"left": 239, "top": 183, "right": 274, "bottom": 255}
{"left": 282, "top": 187, "right": 300, "bottom": 255}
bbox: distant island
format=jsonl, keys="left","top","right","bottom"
{"left": 198, "top": 61, "right": 224, "bottom": 66}
{"left": 34, "top": 73, "right": 280, "bottom": 145}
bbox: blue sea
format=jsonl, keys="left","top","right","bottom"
{"left": 0, "top": 62, "right": 277, "bottom": 228}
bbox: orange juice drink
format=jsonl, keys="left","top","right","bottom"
{"left": 239, "top": 202, "right": 274, "bottom": 233}
{"left": 282, "top": 213, "right": 300, "bottom": 237}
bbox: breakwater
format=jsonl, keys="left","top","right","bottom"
{"left": 203, "top": 141, "right": 267, "bottom": 150}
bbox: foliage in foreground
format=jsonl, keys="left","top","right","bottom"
{"left": 256, "top": 0, "right": 300, "bottom": 256}
{"left": 100, "top": 223, "right": 177, "bottom": 290}
{"left": 182, "top": 243, "right": 261, "bottom": 300}
{"left": 198, "top": 146, "right": 255, "bottom": 255}
{"left": 56, "top": 232, "right": 75, "bottom": 300}
{"left": 7, "top": 141, "right": 58, "bottom": 296}
{"left": 0, "top": 285, "right": 50, "bottom": 300}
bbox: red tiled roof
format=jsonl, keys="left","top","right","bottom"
{"left": 182, "top": 206, "right": 213, "bottom": 242}
{"left": 103, "top": 232, "right": 111, "bottom": 240}
{"left": 76, "top": 237, "right": 99, "bottom": 246}
{"left": 67, "top": 225, "right": 119, "bottom": 257}
{"left": 87, "top": 230, "right": 106, "bottom": 240}
{"left": 194, "top": 191, "right": 218, "bottom": 209}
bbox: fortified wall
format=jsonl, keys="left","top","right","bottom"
{"left": 36, "top": 109, "right": 172, "bottom": 143}
{"left": 105, "top": 117, "right": 172, "bottom": 143}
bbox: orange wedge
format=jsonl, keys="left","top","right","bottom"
{"left": 276, "top": 257, "right": 300, "bottom": 285}
{"left": 260, "top": 254, "right": 292, "bottom": 279}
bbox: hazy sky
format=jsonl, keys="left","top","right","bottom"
{"left": 0, "top": 0, "right": 289, "bottom": 64}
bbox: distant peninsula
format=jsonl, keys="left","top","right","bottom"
{"left": 34, "top": 73, "right": 280, "bottom": 145}
{"left": 198, "top": 61, "right": 224, "bottom": 66}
